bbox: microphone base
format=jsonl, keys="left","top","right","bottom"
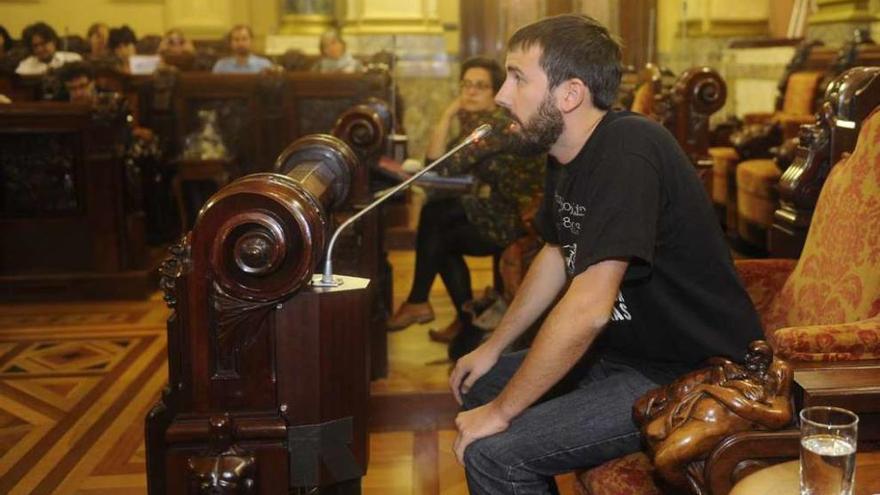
{"left": 310, "top": 274, "right": 344, "bottom": 288}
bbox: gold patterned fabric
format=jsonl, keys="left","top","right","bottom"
{"left": 575, "top": 452, "right": 660, "bottom": 495}
{"left": 757, "top": 108, "right": 880, "bottom": 360}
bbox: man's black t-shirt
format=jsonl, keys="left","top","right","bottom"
{"left": 536, "top": 110, "right": 764, "bottom": 383}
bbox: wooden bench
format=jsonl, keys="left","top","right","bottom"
{"left": 0, "top": 102, "right": 160, "bottom": 300}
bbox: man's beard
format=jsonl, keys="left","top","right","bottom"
{"left": 508, "top": 93, "right": 564, "bottom": 155}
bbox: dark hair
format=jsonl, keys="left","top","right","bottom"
{"left": 461, "top": 57, "right": 505, "bottom": 93}
{"left": 57, "top": 61, "right": 94, "bottom": 84}
{"left": 0, "top": 25, "right": 13, "bottom": 52}
{"left": 508, "top": 14, "right": 622, "bottom": 110}
{"left": 22, "top": 22, "right": 59, "bottom": 51}
{"left": 108, "top": 26, "right": 136, "bottom": 51}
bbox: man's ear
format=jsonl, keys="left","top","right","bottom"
{"left": 556, "top": 79, "right": 588, "bottom": 113}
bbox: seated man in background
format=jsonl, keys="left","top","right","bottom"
{"left": 314, "top": 29, "right": 363, "bottom": 73}
{"left": 107, "top": 25, "right": 137, "bottom": 73}
{"left": 16, "top": 22, "right": 82, "bottom": 75}
{"left": 158, "top": 28, "right": 195, "bottom": 69}
{"left": 58, "top": 61, "right": 171, "bottom": 242}
{"left": 212, "top": 25, "right": 273, "bottom": 74}
{"left": 387, "top": 57, "right": 545, "bottom": 344}
{"left": 58, "top": 61, "right": 99, "bottom": 104}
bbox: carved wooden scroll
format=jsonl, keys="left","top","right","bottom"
{"left": 147, "top": 134, "right": 370, "bottom": 495}
{"left": 665, "top": 67, "right": 727, "bottom": 168}
{"left": 770, "top": 66, "right": 880, "bottom": 258}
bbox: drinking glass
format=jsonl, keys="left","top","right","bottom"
{"left": 799, "top": 406, "right": 859, "bottom": 495}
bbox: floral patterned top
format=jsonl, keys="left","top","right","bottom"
{"left": 437, "top": 106, "right": 545, "bottom": 247}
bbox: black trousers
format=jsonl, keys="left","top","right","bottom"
{"left": 406, "top": 197, "right": 500, "bottom": 319}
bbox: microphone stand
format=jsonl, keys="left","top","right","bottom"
{"left": 312, "top": 123, "right": 492, "bottom": 287}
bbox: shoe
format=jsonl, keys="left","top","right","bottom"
{"left": 428, "top": 319, "right": 462, "bottom": 343}
{"left": 387, "top": 302, "right": 435, "bottom": 330}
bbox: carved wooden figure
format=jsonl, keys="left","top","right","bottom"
{"left": 636, "top": 341, "right": 793, "bottom": 492}
{"left": 146, "top": 135, "right": 371, "bottom": 495}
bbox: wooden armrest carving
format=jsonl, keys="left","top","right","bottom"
{"left": 635, "top": 341, "right": 795, "bottom": 492}
{"left": 703, "top": 429, "right": 801, "bottom": 495}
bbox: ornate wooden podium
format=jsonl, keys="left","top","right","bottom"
{"left": 146, "top": 135, "right": 371, "bottom": 494}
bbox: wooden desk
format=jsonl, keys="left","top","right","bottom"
{"left": 794, "top": 364, "right": 880, "bottom": 443}
{"left": 730, "top": 451, "right": 880, "bottom": 495}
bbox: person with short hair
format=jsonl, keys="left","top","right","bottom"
{"left": 0, "top": 25, "right": 14, "bottom": 58}
{"left": 86, "top": 22, "right": 109, "bottom": 59}
{"left": 387, "top": 57, "right": 545, "bottom": 344}
{"left": 159, "top": 28, "right": 194, "bottom": 57}
{"left": 16, "top": 22, "right": 82, "bottom": 75}
{"left": 314, "top": 29, "right": 362, "bottom": 73}
{"left": 56, "top": 61, "right": 97, "bottom": 103}
{"left": 212, "top": 25, "right": 272, "bottom": 74}
{"left": 448, "top": 15, "right": 764, "bottom": 494}
{"left": 106, "top": 25, "right": 137, "bottom": 72}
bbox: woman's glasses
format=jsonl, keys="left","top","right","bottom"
{"left": 459, "top": 80, "right": 492, "bottom": 91}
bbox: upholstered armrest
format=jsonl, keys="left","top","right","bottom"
{"left": 743, "top": 112, "right": 775, "bottom": 125}
{"left": 703, "top": 429, "right": 800, "bottom": 495}
{"left": 734, "top": 259, "right": 797, "bottom": 314}
{"left": 769, "top": 315, "right": 880, "bottom": 361}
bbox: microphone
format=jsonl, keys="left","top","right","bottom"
{"left": 312, "top": 123, "right": 493, "bottom": 287}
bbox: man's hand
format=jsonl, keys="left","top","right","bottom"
{"left": 453, "top": 401, "right": 510, "bottom": 464}
{"left": 449, "top": 344, "right": 501, "bottom": 405}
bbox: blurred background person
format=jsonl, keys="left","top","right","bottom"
{"left": 212, "top": 25, "right": 272, "bottom": 74}
{"left": 86, "top": 22, "right": 109, "bottom": 59}
{"left": 314, "top": 29, "right": 363, "bottom": 73}
{"left": 16, "top": 22, "right": 82, "bottom": 75}
{"left": 0, "top": 25, "right": 14, "bottom": 59}
{"left": 107, "top": 25, "right": 137, "bottom": 73}
{"left": 387, "top": 57, "right": 545, "bottom": 343}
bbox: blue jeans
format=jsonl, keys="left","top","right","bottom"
{"left": 461, "top": 350, "right": 659, "bottom": 495}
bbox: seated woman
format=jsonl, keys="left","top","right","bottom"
{"left": 16, "top": 22, "right": 82, "bottom": 75}
{"left": 314, "top": 29, "right": 363, "bottom": 74}
{"left": 387, "top": 57, "right": 545, "bottom": 342}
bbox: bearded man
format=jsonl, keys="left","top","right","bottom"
{"left": 448, "top": 14, "right": 765, "bottom": 495}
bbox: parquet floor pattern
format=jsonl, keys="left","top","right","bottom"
{"left": 0, "top": 251, "right": 575, "bottom": 494}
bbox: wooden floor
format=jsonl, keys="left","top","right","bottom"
{"left": 0, "top": 250, "right": 576, "bottom": 494}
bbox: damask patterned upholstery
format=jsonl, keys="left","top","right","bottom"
{"left": 575, "top": 108, "right": 880, "bottom": 495}
{"left": 575, "top": 452, "right": 660, "bottom": 495}
{"left": 758, "top": 107, "right": 880, "bottom": 360}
